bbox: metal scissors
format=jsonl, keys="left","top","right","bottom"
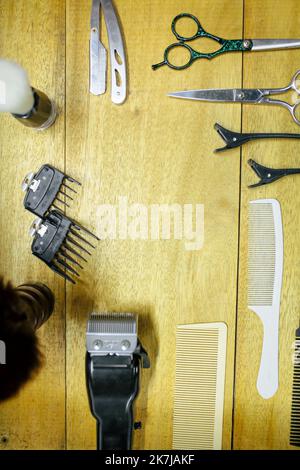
{"left": 152, "top": 13, "right": 300, "bottom": 71}
{"left": 168, "top": 70, "right": 300, "bottom": 126}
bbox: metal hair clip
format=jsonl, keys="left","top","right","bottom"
{"left": 248, "top": 159, "right": 300, "bottom": 187}
{"left": 30, "top": 210, "right": 99, "bottom": 283}
{"left": 22, "top": 164, "right": 81, "bottom": 218}
{"left": 214, "top": 123, "right": 300, "bottom": 152}
{"left": 86, "top": 312, "right": 150, "bottom": 450}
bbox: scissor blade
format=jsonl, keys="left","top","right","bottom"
{"left": 168, "top": 89, "right": 263, "bottom": 103}
{"left": 90, "top": 0, "right": 107, "bottom": 96}
{"left": 252, "top": 39, "right": 300, "bottom": 51}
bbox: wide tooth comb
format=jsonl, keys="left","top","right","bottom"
{"left": 69, "top": 228, "right": 96, "bottom": 249}
{"left": 55, "top": 256, "right": 80, "bottom": 277}
{"left": 63, "top": 242, "right": 88, "bottom": 263}
{"left": 66, "top": 235, "right": 92, "bottom": 256}
{"left": 290, "top": 327, "right": 300, "bottom": 447}
{"left": 248, "top": 199, "right": 283, "bottom": 399}
{"left": 22, "top": 164, "right": 81, "bottom": 218}
{"left": 59, "top": 247, "right": 84, "bottom": 269}
{"left": 29, "top": 210, "right": 99, "bottom": 283}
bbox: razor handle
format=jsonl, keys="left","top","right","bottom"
{"left": 86, "top": 353, "right": 140, "bottom": 450}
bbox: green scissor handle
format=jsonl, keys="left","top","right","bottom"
{"left": 152, "top": 13, "right": 253, "bottom": 71}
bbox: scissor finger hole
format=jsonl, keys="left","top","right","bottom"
{"left": 293, "top": 101, "right": 300, "bottom": 125}
{"left": 292, "top": 70, "right": 300, "bottom": 93}
{"left": 173, "top": 15, "right": 199, "bottom": 41}
{"left": 166, "top": 44, "right": 192, "bottom": 69}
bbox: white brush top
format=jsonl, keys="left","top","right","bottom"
{"left": 0, "top": 59, "right": 34, "bottom": 115}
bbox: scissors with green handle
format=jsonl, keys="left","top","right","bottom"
{"left": 152, "top": 13, "right": 300, "bottom": 71}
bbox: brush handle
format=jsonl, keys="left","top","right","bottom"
{"left": 256, "top": 312, "right": 279, "bottom": 399}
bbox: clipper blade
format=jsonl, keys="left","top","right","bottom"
{"left": 86, "top": 312, "right": 138, "bottom": 356}
{"left": 30, "top": 210, "right": 99, "bottom": 283}
{"left": 22, "top": 164, "right": 81, "bottom": 218}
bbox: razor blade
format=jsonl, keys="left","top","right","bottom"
{"left": 87, "top": 312, "right": 138, "bottom": 356}
{"left": 22, "top": 164, "right": 81, "bottom": 218}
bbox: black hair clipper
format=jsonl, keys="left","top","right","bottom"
{"left": 30, "top": 210, "right": 99, "bottom": 283}
{"left": 22, "top": 164, "right": 81, "bottom": 218}
{"left": 86, "top": 313, "right": 150, "bottom": 450}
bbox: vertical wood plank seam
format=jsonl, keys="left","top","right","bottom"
{"left": 231, "top": 0, "right": 245, "bottom": 451}
{"left": 64, "top": 0, "right": 67, "bottom": 451}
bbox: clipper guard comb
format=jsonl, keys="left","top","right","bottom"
{"left": 22, "top": 164, "right": 81, "bottom": 218}
{"left": 30, "top": 210, "right": 99, "bottom": 283}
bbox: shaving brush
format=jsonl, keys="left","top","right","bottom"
{"left": 0, "top": 278, "right": 54, "bottom": 402}
{"left": 0, "top": 59, "right": 57, "bottom": 130}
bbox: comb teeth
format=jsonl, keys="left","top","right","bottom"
{"left": 87, "top": 313, "right": 137, "bottom": 334}
{"left": 63, "top": 242, "right": 88, "bottom": 263}
{"left": 290, "top": 329, "right": 300, "bottom": 447}
{"left": 173, "top": 323, "right": 227, "bottom": 450}
{"left": 30, "top": 210, "right": 99, "bottom": 284}
{"left": 248, "top": 201, "right": 279, "bottom": 307}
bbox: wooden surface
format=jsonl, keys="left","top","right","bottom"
{"left": 0, "top": 0, "right": 299, "bottom": 450}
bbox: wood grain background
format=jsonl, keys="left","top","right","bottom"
{"left": 0, "top": 0, "right": 299, "bottom": 450}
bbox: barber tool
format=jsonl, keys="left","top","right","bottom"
{"left": 173, "top": 322, "right": 227, "bottom": 450}
{"left": 153, "top": 13, "right": 300, "bottom": 71}
{"left": 169, "top": 70, "right": 300, "bottom": 126}
{"left": 248, "top": 159, "right": 300, "bottom": 187}
{"left": 90, "top": 0, "right": 127, "bottom": 104}
{"left": 0, "top": 59, "right": 57, "bottom": 130}
{"left": 0, "top": 277, "right": 54, "bottom": 402}
{"left": 214, "top": 123, "right": 300, "bottom": 152}
{"left": 248, "top": 199, "right": 283, "bottom": 399}
{"left": 290, "top": 326, "right": 300, "bottom": 447}
{"left": 29, "top": 210, "right": 99, "bottom": 284}
{"left": 86, "top": 312, "right": 150, "bottom": 450}
{"left": 14, "top": 282, "right": 55, "bottom": 330}
{"left": 22, "top": 164, "right": 81, "bottom": 218}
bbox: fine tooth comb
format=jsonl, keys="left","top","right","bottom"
{"left": 290, "top": 326, "right": 300, "bottom": 447}
{"left": 173, "top": 322, "right": 227, "bottom": 450}
{"left": 248, "top": 199, "right": 283, "bottom": 399}
{"left": 22, "top": 164, "right": 81, "bottom": 217}
{"left": 29, "top": 210, "right": 99, "bottom": 283}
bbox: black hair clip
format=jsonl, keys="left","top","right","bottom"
{"left": 248, "top": 159, "right": 300, "bottom": 187}
{"left": 214, "top": 123, "right": 300, "bottom": 152}
{"left": 30, "top": 210, "right": 99, "bottom": 283}
{"left": 22, "top": 164, "right": 81, "bottom": 217}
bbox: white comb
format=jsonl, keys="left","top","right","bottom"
{"left": 173, "top": 322, "right": 227, "bottom": 450}
{"left": 248, "top": 199, "right": 283, "bottom": 399}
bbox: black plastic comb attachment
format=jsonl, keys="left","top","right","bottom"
{"left": 30, "top": 210, "right": 99, "bottom": 283}
{"left": 22, "top": 164, "right": 81, "bottom": 218}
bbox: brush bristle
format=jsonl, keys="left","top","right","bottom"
{"left": 248, "top": 201, "right": 277, "bottom": 307}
